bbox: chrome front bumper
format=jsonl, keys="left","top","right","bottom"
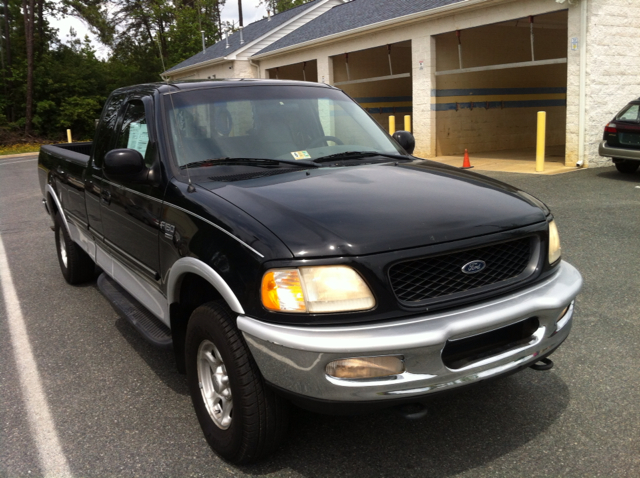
{"left": 238, "top": 261, "right": 582, "bottom": 403}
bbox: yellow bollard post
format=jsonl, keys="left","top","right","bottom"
{"left": 404, "top": 115, "right": 411, "bottom": 133}
{"left": 67, "top": 129, "right": 72, "bottom": 143}
{"left": 536, "top": 111, "right": 546, "bottom": 172}
{"left": 388, "top": 116, "right": 396, "bottom": 135}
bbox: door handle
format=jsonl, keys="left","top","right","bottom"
{"left": 101, "top": 190, "right": 111, "bottom": 205}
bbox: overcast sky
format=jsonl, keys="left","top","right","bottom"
{"left": 49, "top": 0, "right": 269, "bottom": 59}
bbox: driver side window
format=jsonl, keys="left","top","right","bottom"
{"left": 115, "top": 101, "right": 152, "bottom": 166}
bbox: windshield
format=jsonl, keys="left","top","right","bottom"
{"left": 163, "top": 85, "right": 405, "bottom": 169}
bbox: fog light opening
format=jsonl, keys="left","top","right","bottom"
{"left": 326, "top": 356, "right": 405, "bottom": 379}
{"left": 557, "top": 305, "right": 570, "bottom": 322}
{"left": 555, "top": 301, "right": 574, "bottom": 333}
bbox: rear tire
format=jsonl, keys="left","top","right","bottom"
{"left": 614, "top": 159, "right": 639, "bottom": 174}
{"left": 54, "top": 213, "right": 95, "bottom": 284}
{"left": 185, "top": 302, "right": 289, "bottom": 464}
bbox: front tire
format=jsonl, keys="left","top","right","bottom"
{"left": 185, "top": 302, "right": 289, "bottom": 464}
{"left": 614, "top": 159, "right": 640, "bottom": 174}
{"left": 54, "top": 213, "right": 94, "bottom": 284}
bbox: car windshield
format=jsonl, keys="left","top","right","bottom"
{"left": 163, "top": 84, "right": 406, "bottom": 170}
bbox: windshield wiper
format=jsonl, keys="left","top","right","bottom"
{"left": 312, "top": 151, "right": 409, "bottom": 164}
{"left": 180, "top": 157, "right": 319, "bottom": 170}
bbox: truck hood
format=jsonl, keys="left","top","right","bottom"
{"left": 199, "top": 161, "right": 547, "bottom": 258}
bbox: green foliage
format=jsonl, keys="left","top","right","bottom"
{"left": 58, "top": 96, "right": 103, "bottom": 138}
{"left": 261, "top": 0, "right": 308, "bottom": 15}
{"left": 0, "top": 0, "right": 227, "bottom": 142}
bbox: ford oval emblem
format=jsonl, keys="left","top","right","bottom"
{"left": 461, "top": 260, "right": 486, "bottom": 274}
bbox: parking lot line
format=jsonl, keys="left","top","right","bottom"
{"left": 0, "top": 234, "right": 73, "bottom": 478}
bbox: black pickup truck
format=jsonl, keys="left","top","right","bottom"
{"left": 39, "top": 79, "right": 582, "bottom": 464}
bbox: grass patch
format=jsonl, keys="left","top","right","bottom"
{"left": 0, "top": 142, "right": 42, "bottom": 156}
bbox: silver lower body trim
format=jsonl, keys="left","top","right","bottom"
{"left": 238, "top": 261, "right": 582, "bottom": 402}
{"left": 67, "top": 221, "right": 170, "bottom": 326}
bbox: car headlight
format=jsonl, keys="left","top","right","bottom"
{"left": 261, "top": 266, "right": 376, "bottom": 313}
{"left": 548, "top": 220, "right": 562, "bottom": 264}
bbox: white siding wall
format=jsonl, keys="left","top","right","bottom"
{"left": 583, "top": 0, "right": 640, "bottom": 167}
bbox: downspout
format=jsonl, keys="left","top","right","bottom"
{"left": 249, "top": 59, "right": 261, "bottom": 79}
{"left": 578, "top": 0, "right": 588, "bottom": 166}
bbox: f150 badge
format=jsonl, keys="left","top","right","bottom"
{"left": 461, "top": 260, "right": 486, "bottom": 274}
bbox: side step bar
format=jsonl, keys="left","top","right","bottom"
{"left": 97, "top": 273, "right": 172, "bottom": 349}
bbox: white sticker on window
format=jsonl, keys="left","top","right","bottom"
{"left": 127, "top": 122, "right": 149, "bottom": 156}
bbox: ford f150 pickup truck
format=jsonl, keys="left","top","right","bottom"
{"left": 39, "top": 79, "right": 582, "bottom": 464}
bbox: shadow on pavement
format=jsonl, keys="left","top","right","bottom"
{"left": 242, "top": 371, "right": 569, "bottom": 478}
{"left": 113, "top": 317, "right": 189, "bottom": 396}
{"left": 596, "top": 169, "right": 640, "bottom": 183}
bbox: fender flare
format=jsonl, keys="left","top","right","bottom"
{"left": 46, "top": 183, "right": 70, "bottom": 235}
{"left": 167, "top": 257, "right": 245, "bottom": 315}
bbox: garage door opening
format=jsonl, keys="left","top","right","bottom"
{"left": 267, "top": 60, "right": 318, "bottom": 82}
{"left": 331, "top": 41, "right": 412, "bottom": 131}
{"left": 433, "top": 10, "right": 568, "bottom": 167}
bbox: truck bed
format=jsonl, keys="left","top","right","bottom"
{"left": 38, "top": 142, "right": 94, "bottom": 226}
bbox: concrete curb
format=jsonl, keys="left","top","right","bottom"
{"left": 0, "top": 152, "right": 39, "bottom": 160}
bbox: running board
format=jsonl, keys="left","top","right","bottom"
{"left": 97, "top": 273, "right": 172, "bottom": 349}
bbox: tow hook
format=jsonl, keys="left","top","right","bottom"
{"left": 530, "top": 357, "right": 554, "bottom": 371}
{"left": 395, "top": 403, "right": 428, "bottom": 420}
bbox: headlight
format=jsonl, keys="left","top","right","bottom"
{"left": 261, "top": 266, "right": 376, "bottom": 313}
{"left": 548, "top": 220, "right": 562, "bottom": 264}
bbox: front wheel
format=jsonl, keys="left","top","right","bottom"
{"left": 185, "top": 302, "right": 289, "bottom": 464}
{"left": 614, "top": 159, "right": 639, "bottom": 174}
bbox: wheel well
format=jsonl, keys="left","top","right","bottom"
{"left": 170, "top": 273, "right": 226, "bottom": 373}
{"left": 47, "top": 191, "right": 59, "bottom": 216}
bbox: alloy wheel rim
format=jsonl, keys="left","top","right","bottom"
{"left": 58, "top": 227, "right": 68, "bottom": 268}
{"left": 197, "top": 340, "right": 233, "bottom": 429}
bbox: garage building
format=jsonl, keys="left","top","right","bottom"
{"left": 164, "top": 0, "right": 640, "bottom": 169}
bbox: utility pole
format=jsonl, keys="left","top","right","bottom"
{"left": 238, "top": 0, "right": 243, "bottom": 27}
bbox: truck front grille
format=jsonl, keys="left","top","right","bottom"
{"left": 388, "top": 237, "right": 534, "bottom": 305}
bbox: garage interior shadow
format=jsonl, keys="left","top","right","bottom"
{"left": 107, "top": 294, "right": 569, "bottom": 477}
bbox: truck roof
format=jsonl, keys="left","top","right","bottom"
{"left": 111, "top": 79, "right": 336, "bottom": 97}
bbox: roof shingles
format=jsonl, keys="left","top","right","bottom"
{"left": 256, "top": 0, "right": 467, "bottom": 56}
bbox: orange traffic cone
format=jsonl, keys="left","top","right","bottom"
{"left": 461, "top": 149, "right": 473, "bottom": 169}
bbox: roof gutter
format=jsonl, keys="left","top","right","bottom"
{"left": 252, "top": 0, "right": 510, "bottom": 60}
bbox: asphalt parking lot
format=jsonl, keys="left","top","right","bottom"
{"left": 1, "top": 155, "right": 638, "bottom": 477}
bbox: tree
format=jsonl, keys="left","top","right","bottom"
{"left": 261, "top": 0, "right": 307, "bottom": 15}
{"left": 22, "top": 0, "right": 34, "bottom": 134}
{"left": 0, "top": 0, "right": 231, "bottom": 142}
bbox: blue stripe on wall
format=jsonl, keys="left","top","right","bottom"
{"left": 432, "top": 99, "right": 567, "bottom": 111}
{"left": 431, "top": 87, "right": 567, "bottom": 97}
{"left": 354, "top": 96, "right": 413, "bottom": 103}
{"left": 365, "top": 106, "right": 413, "bottom": 114}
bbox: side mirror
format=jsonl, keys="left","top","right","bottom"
{"left": 392, "top": 130, "right": 415, "bottom": 155}
{"left": 103, "top": 149, "right": 148, "bottom": 183}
